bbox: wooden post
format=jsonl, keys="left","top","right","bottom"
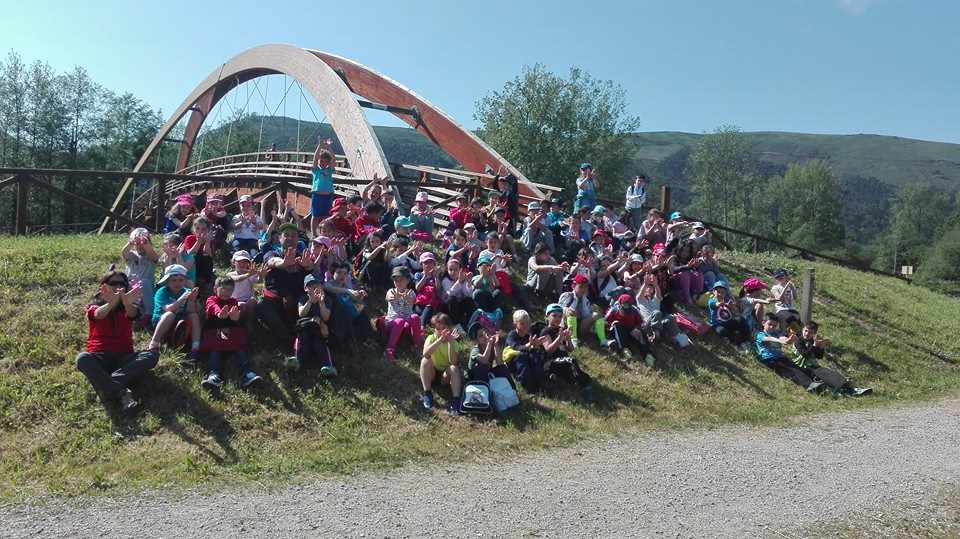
{"left": 660, "top": 185, "right": 671, "bottom": 214}
{"left": 155, "top": 178, "right": 167, "bottom": 233}
{"left": 15, "top": 174, "right": 29, "bottom": 235}
{"left": 800, "top": 268, "right": 815, "bottom": 324}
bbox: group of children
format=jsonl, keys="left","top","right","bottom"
{"left": 73, "top": 156, "right": 870, "bottom": 414}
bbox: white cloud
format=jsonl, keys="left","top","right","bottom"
{"left": 837, "top": 0, "right": 875, "bottom": 15}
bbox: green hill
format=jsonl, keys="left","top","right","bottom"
{"left": 1, "top": 235, "right": 959, "bottom": 500}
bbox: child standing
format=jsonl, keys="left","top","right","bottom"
{"left": 383, "top": 266, "right": 424, "bottom": 363}
{"left": 201, "top": 276, "right": 262, "bottom": 389}
{"left": 419, "top": 313, "right": 462, "bottom": 415}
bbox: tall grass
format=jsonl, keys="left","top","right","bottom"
{"left": 1, "top": 235, "right": 958, "bottom": 501}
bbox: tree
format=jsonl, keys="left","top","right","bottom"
{"left": 761, "top": 160, "right": 846, "bottom": 251}
{"left": 474, "top": 64, "right": 640, "bottom": 199}
{"left": 916, "top": 222, "right": 960, "bottom": 284}
{"left": 685, "top": 125, "right": 762, "bottom": 232}
{"left": 874, "top": 184, "right": 952, "bottom": 273}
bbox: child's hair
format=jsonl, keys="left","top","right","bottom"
{"left": 451, "top": 229, "right": 466, "bottom": 241}
{"left": 763, "top": 312, "right": 779, "bottom": 323}
{"left": 319, "top": 149, "right": 332, "bottom": 160}
{"left": 318, "top": 220, "right": 335, "bottom": 234}
{"left": 165, "top": 232, "right": 183, "bottom": 246}
{"left": 191, "top": 217, "right": 210, "bottom": 231}
{"left": 347, "top": 194, "right": 362, "bottom": 206}
{"left": 578, "top": 247, "right": 593, "bottom": 258}
{"left": 431, "top": 313, "right": 452, "bottom": 328}
{"left": 365, "top": 230, "right": 384, "bottom": 248}
{"left": 95, "top": 270, "right": 130, "bottom": 300}
{"left": 215, "top": 276, "right": 235, "bottom": 288}
{"left": 330, "top": 260, "right": 349, "bottom": 273}
{"left": 513, "top": 309, "right": 530, "bottom": 323}
{"left": 365, "top": 202, "right": 385, "bottom": 215}
{"left": 486, "top": 232, "right": 500, "bottom": 242}
{"left": 618, "top": 210, "right": 630, "bottom": 223}
{"left": 804, "top": 321, "right": 820, "bottom": 332}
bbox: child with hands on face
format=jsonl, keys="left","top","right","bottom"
{"left": 382, "top": 266, "right": 424, "bottom": 363}
{"left": 419, "top": 313, "right": 462, "bottom": 415}
{"left": 122, "top": 227, "right": 160, "bottom": 319}
{"left": 201, "top": 276, "right": 262, "bottom": 390}
{"left": 291, "top": 275, "right": 337, "bottom": 376}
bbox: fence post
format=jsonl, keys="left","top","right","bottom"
{"left": 155, "top": 178, "right": 167, "bottom": 233}
{"left": 15, "top": 174, "right": 29, "bottom": 235}
{"left": 660, "top": 186, "right": 671, "bottom": 214}
{"left": 800, "top": 268, "right": 815, "bottom": 324}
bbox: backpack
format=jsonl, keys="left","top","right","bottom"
{"left": 675, "top": 312, "right": 709, "bottom": 336}
{"left": 488, "top": 373, "right": 520, "bottom": 412}
{"left": 459, "top": 380, "right": 493, "bottom": 416}
{"left": 468, "top": 308, "right": 501, "bottom": 334}
{"left": 512, "top": 349, "right": 547, "bottom": 394}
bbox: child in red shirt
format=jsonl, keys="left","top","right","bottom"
{"left": 201, "top": 276, "right": 261, "bottom": 389}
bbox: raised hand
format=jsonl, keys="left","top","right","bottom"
{"left": 99, "top": 284, "right": 118, "bottom": 302}
{"left": 229, "top": 305, "right": 240, "bottom": 317}
{"left": 283, "top": 247, "right": 297, "bottom": 266}
{"left": 122, "top": 285, "right": 142, "bottom": 305}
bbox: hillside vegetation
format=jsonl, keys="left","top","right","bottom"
{"left": 1, "top": 235, "right": 959, "bottom": 501}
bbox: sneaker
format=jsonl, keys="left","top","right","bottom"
{"left": 449, "top": 397, "right": 461, "bottom": 417}
{"left": 201, "top": 372, "right": 223, "bottom": 389}
{"left": 571, "top": 338, "right": 580, "bottom": 349}
{"left": 120, "top": 390, "right": 139, "bottom": 412}
{"left": 851, "top": 387, "right": 873, "bottom": 397}
{"left": 320, "top": 365, "right": 338, "bottom": 377}
{"left": 241, "top": 371, "right": 262, "bottom": 387}
{"left": 580, "top": 386, "right": 597, "bottom": 403}
{"left": 620, "top": 347, "right": 633, "bottom": 360}
{"left": 806, "top": 380, "right": 825, "bottom": 393}
{"left": 599, "top": 339, "right": 613, "bottom": 350}
{"left": 422, "top": 391, "right": 434, "bottom": 409}
{"left": 384, "top": 349, "right": 396, "bottom": 363}
{"left": 284, "top": 356, "right": 300, "bottom": 370}
{"left": 644, "top": 354, "right": 656, "bottom": 368}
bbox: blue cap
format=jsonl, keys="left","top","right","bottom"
{"left": 477, "top": 254, "right": 494, "bottom": 266}
{"left": 670, "top": 211, "right": 682, "bottom": 220}
{"left": 304, "top": 274, "right": 320, "bottom": 286}
{"left": 394, "top": 215, "right": 413, "bottom": 228}
{"left": 545, "top": 303, "right": 563, "bottom": 314}
{"left": 772, "top": 268, "right": 788, "bottom": 278}
{"left": 580, "top": 162, "right": 592, "bottom": 170}
{"left": 592, "top": 205, "right": 606, "bottom": 214}
{"left": 712, "top": 280, "right": 728, "bottom": 291}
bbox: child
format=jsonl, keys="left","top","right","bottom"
{"left": 183, "top": 217, "right": 216, "bottom": 293}
{"left": 201, "top": 276, "right": 262, "bottom": 389}
{"left": 698, "top": 244, "right": 725, "bottom": 290}
{"left": 419, "top": 313, "right": 462, "bottom": 415}
{"left": 230, "top": 194, "right": 265, "bottom": 258}
{"left": 558, "top": 274, "right": 611, "bottom": 349}
{"left": 605, "top": 294, "right": 655, "bottom": 366}
{"left": 323, "top": 260, "right": 378, "bottom": 350}
{"left": 688, "top": 222, "right": 711, "bottom": 251}
{"left": 75, "top": 270, "right": 158, "bottom": 412}
{"left": 292, "top": 274, "right": 337, "bottom": 376}
{"left": 446, "top": 229, "right": 473, "bottom": 270}
{"left": 389, "top": 215, "right": 413, "bottom": 246}
{"left": 357, "top": 230, "right": 391, "bottom": 289}
{"left": 122, "top": 227, "right": 159, "bottom": 319}
{"left": 409, "top": 191, "right": 436, "bottom": 238}
{"left": 540, "top": 304, "right": 596, "bottom": 402}
{"left": 526, "top": 242, "right": 567, "bottom": 296}
{"left": 636, "top": 275, "right": 682, "bottom": 346}
{"left": 310, "top": 137, "right": 336, "bottom": 235}
{"left": 439, "top": 258, "right": 475, "bottom": 332}
{"left": 770, "top": 268, "right": 802, "bottom": 333}
{"left": 467, "top": 321, "right": 515, "bottom": 387}
{"left": 794, "top": 321, "right": 872, "bottom": 397}
{"left": 505, "top": 310, "right": 549, "bottom": 394}
{"left": 164, "top": 194, "right": 197, "bottom": 234}
{"left": 226, "top": 250, "right": 261, "bottom": 332}
{"left": 471, "top": 254, "right": 503, "bottom": 317}
{"left": 383, "top": 266, "right": 424, "bottom": 363}
{"left": 354, "top": 202, "right": 384, "bottom": 244}
{"left": 149, "top": 264, "right": 201, "bottom": 364}
{"left": 738, "top": 278, "right": 773, "bottom": 333}
{"left": 755, "top": 313, "right": 823, "bottom": 393}
{"left": 413, "top": 251, "right": 444, "bottom": 328}
{"left": 707, "top": 281, "right": 752, "bottom": 351}
{"left": 161, "top": 232, "right": 196, "bottom": 288}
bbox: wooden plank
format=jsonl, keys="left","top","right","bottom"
{"left": 28, "top": 176, "right": 148, "bottom": 231}
{"left": 15, "top": 176, "right": 28, "bottom": 235}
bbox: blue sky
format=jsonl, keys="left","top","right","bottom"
{"left": 2, "top": 0, "right": 958, "bottom": 143}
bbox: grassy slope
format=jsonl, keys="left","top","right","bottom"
{"left": 1, "top": 235, "right": 959, "bottom": 501}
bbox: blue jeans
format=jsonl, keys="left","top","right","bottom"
{"left": 207, "top": 350, "right": 252, "bottom": 379}
{"left": 573, "top": 191, "right": 596, "bottom": 214}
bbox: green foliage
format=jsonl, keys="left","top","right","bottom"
{"left": 474, "top": 64, "right": 640, "bottom": 197}
{"left": 873, "top": 184, "right": 953, "bottom": 272}
{"left": 916, "top": 222, "right": 960, "bottom": 284}
{"left": 761, "top": 160, "right": 846, "bottom": 251}
{"left": 685, "top": 126, "right": 763, "bottom": 236}
{"left": 2, "top": 235, "right": 960, "bottom": 500}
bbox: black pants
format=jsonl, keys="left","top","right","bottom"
{"left": 473, "top": 289, "right": 502, "bottom": 313}
{"left": 764, "top": 358, "right": 815, "bottom": 388}
{"left": 713, "top": 318, "right": 751, "bottom": 346}
{"left": 445, "top": 296, "right": 477, "bottom": 327}
{"left": 257, "top": 295, "right": 296, "bottom": 351}
{"left": 295, "top": 330, "right": 332, "bottom": 368}
{"left": 75, "top": 349, "right": 159, "bottom": 400}
{"left": 546, "top": 356, "right": 592, "bottom": 390}
{"left": 610, "top": 325, "right": 651, "bottom": 355}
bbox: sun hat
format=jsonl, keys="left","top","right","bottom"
{"left": 464, "top": 222, "right": 477, "bottom": 229}
{"left": 455, "top": 193, "right": 467, "bottom": 200}
{"left": 528, "top": 201, "right": 542, "bottom": 211}
{"left": 129, "top": 228, "right": 151, "bottom": 242}
{"left": 331, "top": 197, "right": 346, "bottom": 212}
{"left": 592, "top": 205, "right": 606, "bottom": 214}
{"left": 391, "top": 266, "right": 411, "bottom": 279}
{"left": 415, "top": 191, "right": 429, "bottom": 202}
{"left": 232, "top": 250, "right": 251, "bottom": 262}
{"left": 312, "top": 236, "right": 331, "bottom": 246}
{"left": 652, "top": 242, "right": 667, "bottom": 255}
{"left": 477, "top": 254, "right": 494, "bottom": 266}
{"left": 592, "top": 229, "right": 605, "bottom": 237}
{"left": 279, "top": 222, "right": 298, "bottom": 233}
{"left": 772, "top": 268, "right": 788, "bottom": 279}
{"left": 545, "top": 303, "right": 563, "bottom": 314}
{"left": 712, "top": 280, "right": 729, "bottom": 291}
{"left": 692, "top": 222, "right": 705, "bottom": 229}
{"left": 394, "top": 215, "right": 413, "bottom": 228}
{"left": 623, "top": 230, "right": 637, "bottom": 240}
{"left": 239, "top": 194, "right": 254, "bottom": 203}
{"left": 467, "top": 321, "right": 487, "bottom": 340}
{"left": 579, "top": 163, "right": 592, "bottom": 170}
{"left": 206, "top": 193, "right": 223, "bottom": 203}
{"left": 630, "top": 253, "right": 644, "bottom": 263}
{"left": 176, "top": 194, "right": 194, "bottom": 206}
{"left": 419, "top": 251, "right": 436, "bottom": 263}
{"left": 157, "top": 264, "right": 187, "bottom": 286}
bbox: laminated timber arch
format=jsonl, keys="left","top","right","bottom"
{"left": 102, "top": 44, "right": 544, "bottom": 233}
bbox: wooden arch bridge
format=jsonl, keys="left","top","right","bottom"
{"left": 93, "top": 43, "right": 559, "bottom": 232}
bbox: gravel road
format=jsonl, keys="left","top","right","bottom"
{"left": 4, "top": 398, "right": 959, "bottom": 538}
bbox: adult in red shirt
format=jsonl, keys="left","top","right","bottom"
{"left": 75, "top": 270, "right": 159, "bottom": 412}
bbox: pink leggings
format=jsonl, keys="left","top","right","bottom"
{"left": 385, "top": 314, "right": 423, "bottom": 352}
{"left": 670, "top": 270, "right": 704, "bottom": 305}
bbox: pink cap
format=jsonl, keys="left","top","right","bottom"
{"left": 415, "top": 191, "right": 429, "bottom": 202}
{"left": 419, "top": 251, "right": 436, "bottom": 263}
{"left": 239, "top": 194, "right": 254, "bottom": 203}
{"left": 176, "top": 194, "right": 194, "bottom": 206}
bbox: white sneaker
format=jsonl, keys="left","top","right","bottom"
{"left": 571, "top": 338, "right": 580, "bottom": 349}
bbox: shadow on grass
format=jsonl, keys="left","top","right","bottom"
{"left": 108, "top": 372, "right": 238, "bottom": 465}
{"left": 655, "top": 337, "right": 775, "bottom": 399}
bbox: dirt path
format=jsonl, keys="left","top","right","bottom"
{"left": 4, "top": 398, "right": 959, "bottom": 538}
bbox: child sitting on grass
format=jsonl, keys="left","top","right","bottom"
{"left": 467, "top": 321, "right": 512, "bottom": 384}
{"left": 770, "top": 268, "right": 802, "bottom": 334}
{"left": 794, "top": 321, "right": 872, "bottom": 397}
{"left": 226, "top": 250, "right": 261, "bottom": 332}
{"left": 292, "top": 274, "right": 337, "bottom": 377}
{"left": 605, "top": 294, "right": 655, "bottom": 366}
{"left": 707, "top": 281, "right": 752, "bottom": 351}
{"left": 558, "top": 274, "right": 611, "bottom": 350}
{"left": 540, "top": 303, "right": 596, "bottom": 403}
{"left": 122, "top": 227, "right": 159, "bottom": 320}
{"left": 383, "top": 266, "right": 424, "bottom": 363}
{"left": 419, "top": 313, "right": 462, "bottom": 415}
{"left": 201, "top": 276, "right": 262, "bottom": 389}
{"left": 149, "top": 264, "right": 201, "bottom": 365}
{"left": 755, "top": 313, "right": 823, "bottom": 393}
